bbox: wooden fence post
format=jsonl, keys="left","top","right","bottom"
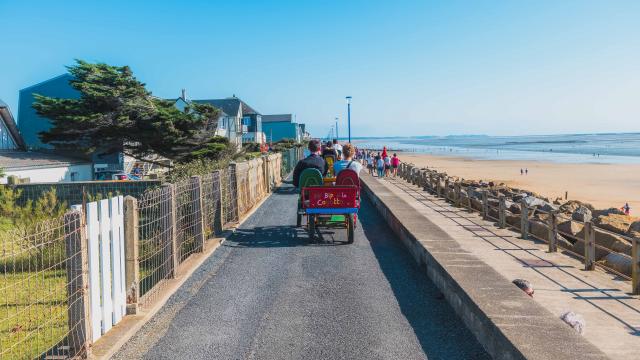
{"left": 123, "top": 196, "right": 140, "bottom": 315}
{"left": 548, "top": 211, "right": 558, "bottom": 253}
{"left": 191, "top": 176, "right": 206, "bottom": 252}
{"left": 498, "top": 195, "right": 506, "bottom": 228}
{"left": 436, "top": 175, "right": 442, "bottom": 197}
{"left": 213, "top": 171, "right": 224, "bottom": 235}
{"left": 481, "top": 190, "right": 489, "bottom": 220}
{"left": 466, "top": 186, "right": 472, "bottom": 210}
{"left": 632, "top": 238, "right": 639, "bottom": 295}
{"left": 454, "top": 182, "right": 461, "bottom": 207}
{"left": 65, "top": 209, "right": 91, "bottom": 357}
{"left": 444, "top": 178, "right": 450, "bottom": 200}
{"left": 584, "top": 221, "right": 596, "bottom": 270}
{"left": 520, "top": 199, "right": 529, "bottom": 240}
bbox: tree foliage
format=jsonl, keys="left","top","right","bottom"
{"left": 33, "top": 60, "right": 220, "bottom": 163}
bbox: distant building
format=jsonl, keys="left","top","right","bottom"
{"left": 18, "top": 74, "right": 78, "bottom": 150}
{"left": 174, "top": 92, "right": 266, "bottom": 148}
{"left": 262, "top": 114, "right": 305, "bottom": 143}
{"left": 1, "top": 98, "right": 92, "bottom": 184}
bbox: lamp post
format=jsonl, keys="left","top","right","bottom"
{"left": 335, "top": 117, "right": 339, "bottom": 141}
{"left": 345, "top": 96, "right": 352, "bottom": 143}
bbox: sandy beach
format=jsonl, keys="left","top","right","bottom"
{"left": 396, "top": 152, "right": 640, "bottom": 213}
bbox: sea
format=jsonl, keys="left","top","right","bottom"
{"left": 353, "top": 133, "right": 640, "bottom": 164}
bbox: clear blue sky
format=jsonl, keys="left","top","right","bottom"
{"left": 1, "top": 0, "right": 639, "bottom": 137}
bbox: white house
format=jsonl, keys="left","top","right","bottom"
{"left": 0, "top": 99, "right": 92, "bottom": 184}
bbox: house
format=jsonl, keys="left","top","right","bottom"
{"left": 174, "top": 92, "right": 266, "bottom": 148}
{"left": 262, "top": 114, "right": 305, "bottom": 143}
{"left": 1, "top": 98, "right": 92, "bottom": 184}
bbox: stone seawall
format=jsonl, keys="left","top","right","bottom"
{"left": 360, "top": 173, "right": 609, "bottom": 360}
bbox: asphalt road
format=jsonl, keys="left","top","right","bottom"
{"left": 114, "top": 183, "right": 490, "bottom": 360}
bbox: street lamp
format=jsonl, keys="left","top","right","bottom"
{"left": 345, "top": 96, "right": 352, "bottom": 143}
{"left": 335, "top": 117, "right": 339, "bottom": 141}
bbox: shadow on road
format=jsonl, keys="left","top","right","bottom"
{"left": 359, "top": 197, "right": 491, "bottom": 359}
{"left": 226, "top": 225, "right": 349, "bottom": 248}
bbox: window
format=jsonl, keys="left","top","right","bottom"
{"left": 242, "top": 116, "right": 251, "bottom": 126}
{"left": 70, "top": 172, "right": 79, "bottom": 181}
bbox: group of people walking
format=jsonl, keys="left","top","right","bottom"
{"left": 361, "top": 147, "right": 400, "bottom": 178}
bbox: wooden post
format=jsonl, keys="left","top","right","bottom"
{"left": 632, "top": 237, "right": 639, "bottom": 295}
{"left": 466, "top": 186, "right": 473, "bottom": 210}
{"left": 191, "top": 176, "right": 206, "bottom": 252}
{"left": 520, "top": 199, "right": 529, "bottom": 239}
{"left": 230, "top": 162, "right": 241, "bottom": 221}
{"left": 584, "top": 221, "right": 596, "bottom": 270}
{"left": 64, "top": 210, "right": 91, "bottom": 357}
{"left": 481, "top": 190, "right": 489, "bottom": 220}
{"left": 548, "top": 211, "right": 558, "bottom": 253}
{"left": 213, "top": 171, "right": 224, "bottom": 235}
{"left": 498, "top": 195, "right": 506, "bottom": 228}
{"left": 436, "top": 175, "right": 442, "bottom": 197}
{"left": 444, "top": 178, "right": 450, "bottom": 200}
{"left": 428, "top": 173, "right": 434, "bottom": 193}
{"left": 123, "top": 196, "right": 140, "bottom": 315}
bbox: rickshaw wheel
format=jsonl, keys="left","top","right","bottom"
{"left": 308, "top": 214, "right": 316, "bottom": 239}
{"left": 296, "top": 213, "right": 302, "bottom": 227}
{"left": 347, "top": 214, "right": 355, "bottom": 244}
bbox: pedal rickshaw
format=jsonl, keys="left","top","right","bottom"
{"left": 296, "top": 168, "right": 360, "bottom": 243}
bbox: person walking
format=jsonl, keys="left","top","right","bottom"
{"left": 621, "top": 202, "right": 631, "bottom": 215}
{"left": 383, "top": 154, "right": 391, "bottom": 177}
{"left": 376, "top": 155, "right": 385, "bottom": 178}
{"left": 367, "top": 153, "right": 374, "bottom": 175}
{"left": 391, "top": 153, "right": 400, "bottom": 177}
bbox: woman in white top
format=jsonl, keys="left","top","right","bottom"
{"left": 333, "top": 143, "right": 363, "bottom": 176}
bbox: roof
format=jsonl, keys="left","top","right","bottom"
{"left": 20, "top": 73, "right": 73, "bottom": 92}
{"left": 0, "top": 99, "right": 26, "bottom": 150}
{"left": 193, "top": 96, "right": 260, "bottom": 117}
{"left": 0, "top": 151, "right": 90, "bottom": 170}
{"left": 262, "top": 114, "right": 293, "bottom": 123}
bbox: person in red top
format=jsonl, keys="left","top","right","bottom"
{"left": 391, "top": 153, "right": 400, "bottom": 177}
{"left": 381, "top": 146, "right": 388, "bottom": 159}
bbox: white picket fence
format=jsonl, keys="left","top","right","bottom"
{"left": 76, "top": 196, "right": 127, "bottom": 342}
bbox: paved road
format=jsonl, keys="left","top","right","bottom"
{"left": 114, "top": 183, "right": 490, "bottom": 360}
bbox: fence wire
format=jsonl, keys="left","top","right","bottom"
{"left": 1, "top": 213, "right": 87, "bottom": 360}
{"left": 222, "top": 167, "right": 239, "bottom": 226}
{"left": 175, "top": 178, "right": 202, "bottom": 263}
{"left": 136, "top": 186, "right": 174, "bottom": 307}
{"left": 201, "top": 172, "right": 222, "bottom": 238}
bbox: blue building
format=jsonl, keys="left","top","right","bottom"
{"left": 18, "top": 74, "right": 79, "bottom": 150}
{"left": 262, "top": 114, "right": 305, "bottom": 143}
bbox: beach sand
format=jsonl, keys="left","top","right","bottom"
{"left": 397, "top": 152, "right": 640, "bottom": 213}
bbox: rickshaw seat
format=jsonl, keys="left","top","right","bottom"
{"left": 298, "top": 168, "right": 323, "bottom": 190}
{"left": 335, "top": 169, "right": 360, "bottom": 188}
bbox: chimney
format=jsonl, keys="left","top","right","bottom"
{"left": 181, "top": 88, "right": 186, "bottom": 100}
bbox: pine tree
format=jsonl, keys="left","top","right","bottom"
{"left": 33, "top": 60, "right": 220, "bottom": 165}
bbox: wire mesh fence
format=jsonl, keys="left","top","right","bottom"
{"left": 136, "top": 186, "right": 174, "bottom": 307}
{"left": 1, "top": 212, "right": 87, "bottom": 360}
{"left": 201, "top": 171, "right": 222, "bottom": 238}
{"left": 175, "top": 178, "right": 203, "bottom": 264}
{"left": 221, "top": 167, "right": 239, "bottom": 226}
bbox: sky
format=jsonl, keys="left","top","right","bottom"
{"left": 1, "top": 0, "right": 639, "bottom": 137}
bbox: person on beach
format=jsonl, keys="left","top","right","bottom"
{"left": 292, "top": 139, "right": 326, "bottom": 187}
{"left": 334, "top": 143, "right": 363, "bottom": 176}
{"left": 391, "top": 153, "right": 400, "bottom": 177}
{"left": 525, "top": 168, "right": 528, "bottom": 175}
{"left": 520, "top": 168, "right": 523, "bottom": 175}
{"left": 621, "top": 203, "right": 631, "bottom": 215}
{"left": 383, "top": 154, "right": 391, "bottom": 177}
{"left": 376, "top": 155, "right": 385, "bottom": 178}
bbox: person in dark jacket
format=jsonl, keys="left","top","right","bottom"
{"left": 292, "top": 139, "right": 326, "bottom": 187}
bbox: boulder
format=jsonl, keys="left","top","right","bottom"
{"left": 571, "top": 206, "right": 592, "bottom": 222}
{"left": 557, "top": 220, "right": 583, "bottom": 238}
{"left": 559, "top": 200, "right": 594, "bottom": 214}
{"left": 575, "top": 227, "right": 632, "bottom": 257}
{"left": 509, "top": 202, "right": 521, "bottom": 215}
{"left": 628, "top": 221, "right": 640, "bottom": 238}
{"left": 529, "top": 220, "right": 550, "bottom": 241}
{"left": 593, "top": 207, "right": 625, "bottom": 217}
{"left": 599, "top": 252, "right": 632, "bottom": 276}
{"left": 506, "top": 214, "right": 521, "bottom": 228}
{"left": 593, "top": 214, "right": 634, "bottom": 235}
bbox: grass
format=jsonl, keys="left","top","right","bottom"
{"left": 0, "top": 269, "right": 69, "bottom": 360}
